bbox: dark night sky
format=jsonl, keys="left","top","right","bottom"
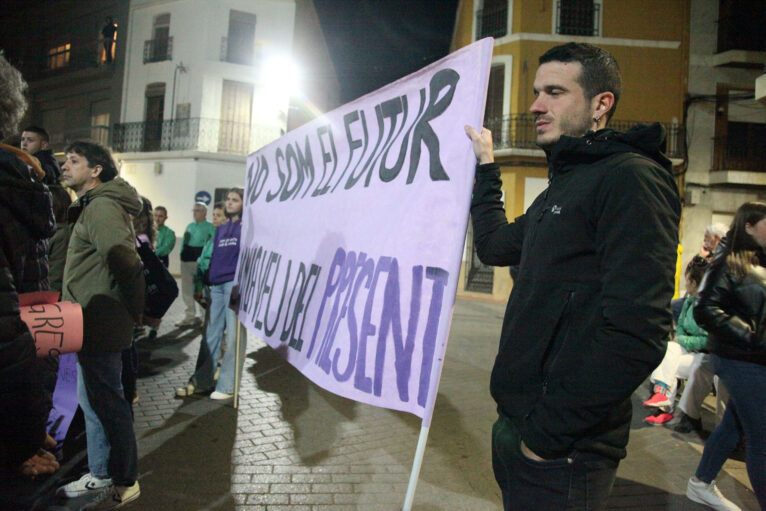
{"left": 0, "top": 0, "right": 459, "bottom": 106}
{"left": 313, "top": 0, "right": 459, "bottom": 103}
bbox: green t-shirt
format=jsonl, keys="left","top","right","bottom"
{"left": 155, "top": 224, "right": 176, "bottom": 257}
{"left": 183, "top": 220, "right": 215, "bottom": 248}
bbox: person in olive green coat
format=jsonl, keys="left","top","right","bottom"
{"left": 57, "top": 141, "right": 143, "bottom": 509}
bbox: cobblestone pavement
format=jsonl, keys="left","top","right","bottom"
{"left": 5, "top": 288, "right": 761, "bottom": 510}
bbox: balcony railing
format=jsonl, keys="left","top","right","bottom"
{"left": 713, "top": 136, "right": 766, "bottom": 172}
{"left": 143, "top": 36, "right": 172, "bottom": 64}
{"left": 111, "top": 117, "right": 281, "bottom": 155}
{"left": 556, "top": 1, "right": 600, "bottom": 37}
{"left": 475, "top": 5, "right": 508, "bottom": 39}
{"left": 484, "top": 114, "right": 684, "bottom": 158}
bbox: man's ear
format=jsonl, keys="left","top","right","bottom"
{"left": 90, "top": 164, "right": 104, "bottom": 179}
{"left": 592, "top": 91, "right": 615, "bottom": 120}
{"left": 41, "top": 140, "right": 50, "bottom": 150}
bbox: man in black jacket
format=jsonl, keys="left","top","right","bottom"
{"left": 465, "top": 43, "right": 681, "bottom": 510}
{"left": 21, "top": 125, "right": 61, "bottom": 185}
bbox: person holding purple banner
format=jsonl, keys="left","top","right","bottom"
{"left": 465, "top": 42, "right": 680, "bottom": 510}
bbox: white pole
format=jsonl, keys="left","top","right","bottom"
{"left": 402, "top": 424, "right": 430, "bottom": 511}
{"left": 233, "top": 318, "right": 242, "bottom": 409}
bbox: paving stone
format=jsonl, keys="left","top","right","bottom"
{"left": 16, "top": 290, "right": 759, "bottom": 511}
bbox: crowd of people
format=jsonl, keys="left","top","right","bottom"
{"left": 0, "top": 54, "right": 247, "bottom": 510}
{"left": 1, "top": 36, "right": 765, "bottom": 511}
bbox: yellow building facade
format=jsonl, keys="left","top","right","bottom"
{"left": 453, "top": 0, "right": 690, "bottom": 300}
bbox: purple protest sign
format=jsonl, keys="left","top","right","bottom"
{"left": 47, "top": 353, "right": 78, "bottom": 450}
{"left": 236, "top": 39, "right": 493, "bottom": 425}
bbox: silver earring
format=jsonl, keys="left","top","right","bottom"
{"left": 594, "top": 115, "right": 601, "bottom": 123}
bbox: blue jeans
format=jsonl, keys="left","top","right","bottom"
{"left": 191, "top": 280, "right": 246, "bottom": 394}
{"left": 696, "top": 355, "right": 766, "bottom": 508}
{"left": 77, "top": 352, "right": 137, "bottom": 485}
{"left": 492, "top": 413, "right": 618, "bottom": 510}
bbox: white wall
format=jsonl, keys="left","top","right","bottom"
{"left": 122, "top": 0, "right": 297, "bottom": 132}
{"left": 117, "top": 152, "right": 248, "bottom": 274}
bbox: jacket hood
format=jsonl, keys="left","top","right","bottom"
{"left": 70, "top": 177, "right": 142, "bottom": 221}
{"left": 548, "top": 122, "right": 673, "bottom": 176}
{"left": 0, "top": 149, "right": 55, "bottom": 240}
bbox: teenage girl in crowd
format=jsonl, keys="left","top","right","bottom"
{"left": 176, "top": 202, "right": 226, "bottom": 397}
{"left": 177, "top": 189, "right": 245, "bottom": 400}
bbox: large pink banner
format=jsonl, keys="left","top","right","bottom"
{"left": 236, "top": 39, "right": 493, "bottom": 423}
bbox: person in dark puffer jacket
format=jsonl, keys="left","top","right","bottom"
{"left": 0, "top": 54, "right": 58, "bottom": 479}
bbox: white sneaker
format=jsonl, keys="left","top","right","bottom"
{"left": 686, "top": 478, "right": 741, "bottom": 511}
{"left": 210, "top": 391, "right": 233, "bottom": 400}
{"left": 82, "top": 481, "right": 140, "bottom": 510}
{"left": 56, "top": 472, "right": 113, "bottom": 498}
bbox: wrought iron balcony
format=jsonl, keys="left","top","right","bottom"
{"left": 143, "top": 36, "right": 173, "bottom": 64}
{"left": 484, "top": 114, "right": 684, "bottom": 158}
{"left": 111, "top": 117, "right": 281, "bottom": 155}
{"left": 475, "top": 4, "right": 508, "bottom": 39}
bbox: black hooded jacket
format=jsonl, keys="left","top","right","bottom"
{"left": 33, "top": 149, "right": 61, "bottom": 186}
{"left": 471, "top": 123, "right": 681, "bottom": 461}
{"left": 0, "top": 148, "right": 56, "bottom": 471}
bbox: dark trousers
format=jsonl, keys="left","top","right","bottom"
{"left": 121, "top": 340, "right": 138, "bottom": 407}
{"left": 492, "top": 413, "right": 618, "bottom": 510}
{"left": 697, "top": 355, "right": 766, "bottom": 508}
{"left": 77, "top": 352, "right": 137, "bottom": 486}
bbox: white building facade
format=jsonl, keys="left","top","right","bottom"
{"left": 115, "top": 0, "right": 338, "bottom": 274}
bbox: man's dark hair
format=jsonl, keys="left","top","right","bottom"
{"left": 22, "top": 125, "right": 50, "bottom": 143}
{"left": 154, "top": 205, "right": 167, "bottom": 214}
{"left": 539, "top": 42, "right": 622, "bottom": 121}
{"left": 64, "top": 141, "right": 118, "bottom": 182}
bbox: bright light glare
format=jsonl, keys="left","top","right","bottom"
{"left": 262, "top": 55, "right": 302, "bottom": 96}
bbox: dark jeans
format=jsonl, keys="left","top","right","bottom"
{"left": 696, "top": 355, "right": 766, "bottom": 508}
{"left": 121, "top": 340, "right": 138, "bottom": 406}
{"left": 492, "top": 413, "right": 618, "bottom": 510}
{"left": 77, "top": 352, "right": 137, "bottom": 486}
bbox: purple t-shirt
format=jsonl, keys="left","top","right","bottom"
{"left": 208, "top": 219, "right": 241, "bottom": 285}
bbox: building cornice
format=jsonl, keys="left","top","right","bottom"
{"left": 492, "top": 33, "right": 681, "bottom": 50}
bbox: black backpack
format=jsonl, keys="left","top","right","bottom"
{"left": 136, "top": 235, "right": 178, "bottom": 319}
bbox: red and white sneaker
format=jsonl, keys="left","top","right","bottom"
{"left": 643, "top": 392, "right": 671, "bottom": 408}
{"left": 644, "top": 412, "right": 674, "bottom": 426}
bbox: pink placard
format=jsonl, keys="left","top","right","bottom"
{"left": 20, "top": 301, "right": 84, "bottom": 357}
